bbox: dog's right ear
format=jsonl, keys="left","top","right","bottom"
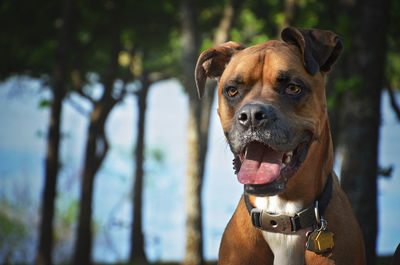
{"left": 195, "top": 41, "right": 245, "bottom": 99}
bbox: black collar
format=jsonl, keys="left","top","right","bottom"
{"left": 244, "top": 173, "right": 333, "bottom": 234}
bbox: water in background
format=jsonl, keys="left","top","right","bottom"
{"left": 0, "top": 78, "right": 399, "bottom": 263}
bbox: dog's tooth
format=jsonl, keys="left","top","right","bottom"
{"left": 286, "top": 151, "right": 293, "bottom": 157}
{"left": 285, "top": 155, "right": 291, "bottom": 164}
{"left": 280, "top": 163, "right": 286, "bottom": 170}
{"left": 244, "top": 146, "right": 248, "bottom": 158}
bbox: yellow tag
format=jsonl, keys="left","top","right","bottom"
{"left": 313, "top": 230, "right": 335, "bottom": 252}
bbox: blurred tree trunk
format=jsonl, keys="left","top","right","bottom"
{"left": 129, "top": 72, "right": 150, "bottom": 263}
{"left": 278, "top": 0, "right": 299, "bottom": 35}
{"left": 313, "top": 1, "right": 349, "bottom": 151}
{"left": 325, "top": 64, "right": 345, "bottom": 150}
{"left": 181, "top": 1, "right": 202, "bottom": 263}
{"left": 35, "top": 0, "right": 75, "bottom": 265}
{"left": 72, "top": 99, "right": 118, "bottom": 265}
{"left": 339, "top": 1, "right": 389, "bottom": 264}
{"left": 72, "top": 1, "right": 123, "bottom": 264}
{"left": 181, "top": 1, "right": 243, "bottom": 264}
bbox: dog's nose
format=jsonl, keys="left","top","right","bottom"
{"left": 237, "top": 103, "right": 275, "bottom": 129}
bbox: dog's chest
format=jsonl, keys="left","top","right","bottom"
{"left": 255, "top": 196, "right": 311, "bottom": 265}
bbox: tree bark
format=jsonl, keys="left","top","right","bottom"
{"left": 35, "top": 0, "right": 74, "bottom": 264}
{"left": 129, "top": 73, "right": 150, "bottom": 263}
{"left": 181, "top": 1, "right": 203, "bottom": 264}
{"left": 278, "top": 0, "right": 299, "bottom": 35}
{"left": 73, "top": 100, "right": 116, "bottom": 265}
{"left": 339, "top": 1, "right": 389, "bottom": 264}
{"left": 72, "top": 1, "right": 122, "bottom": 264}
{"left": 181, "top": 1, "right": 243, "bottom": 264}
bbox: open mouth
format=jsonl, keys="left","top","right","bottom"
{"left": 237, "top": 139, "right": 311, "bottom": 196}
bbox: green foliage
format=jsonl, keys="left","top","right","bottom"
{"left": 0, "top": 199, "right": 28, "bottom": 261}
{"left": 334, "top": 76, "right": 363, "bottom": 93}
{"left": 38, "top": 98, "right": 51, "bottom": 109}
{"left": 0, "top": 0, "right": 57, "bottom": 78}
{"left": 386, "top": 0, "right": 400, "bottom": 89}
{"left": 386, "top": 52, "right": 400, "bottom": 89}
{"left": 290, "top": 0, "right": 323, "bottom": 28}
{"left": 53, "top": 196, "right": 100, "bottom": 261}
{"left": 244, "top": 0, "right": 283, "bottom": 38}
{"left": 328, "top": 76, "right": 362, "bottom": 108}
{"left": 388, "top": 0, "right": 400, "bottom": 54}
{"left": 148, "top": 147, "right": 165, "bottom": 165}
{"left": 0, "top": 205, "right": 26, "bottom": 238}
{"left": 142, "top": 29, "right": 182, "bottom": 77}
{"left": 56, "top": 198, "right": 79, "bottom": 228}
{"left": 53, "top": 197, "right": 79, "bottom": 255}
{"left": 0, "top": 0, "right": 182, "bottom": 91}
{"left": 198, "top": 0, "right": 228, "bottom": 39}
{"left": 230, "top": 9, "right": 270, "bottom": 45}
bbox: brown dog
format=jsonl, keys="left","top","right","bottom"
{"left": 195, "top": 27, "right": 366, "bottom": 265}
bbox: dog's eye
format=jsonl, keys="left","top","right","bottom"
{"left": 285, "top": 84, "right": 302, "bottom": 95}
{"left": 227, "top": 86, "right": 239, "bottom": 97}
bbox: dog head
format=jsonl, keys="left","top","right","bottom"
{"left": 195, "top": 27, "right": 342, "bottom": 196}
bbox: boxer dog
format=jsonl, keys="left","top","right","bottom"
{"left": 194, "top": 27, "right": 366, "bottom": 265}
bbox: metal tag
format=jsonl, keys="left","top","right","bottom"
{"left": 307, "top": 230, "right": 334, "bottom": 253}
{"left": 306, "top": 230, "right": 319, "bottom": 252}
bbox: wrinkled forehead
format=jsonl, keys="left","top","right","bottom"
{"left": 220, "top": 41, "right": 309, "bottom": 85}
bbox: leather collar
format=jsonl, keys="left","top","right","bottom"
{"left": 244, "top": 173, "right": 333, "bottom": 234}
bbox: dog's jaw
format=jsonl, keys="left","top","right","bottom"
{"left": 229, "top": 129, "right": 313, "bottom": 197}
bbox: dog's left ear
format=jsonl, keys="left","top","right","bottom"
{"left": 195, "top": 41, "right": 245, "bottom": 99}
{"left": 281, "top": 27, "right": 343, "bottom": 75}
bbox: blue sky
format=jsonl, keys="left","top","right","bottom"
{"left": 0, "top": 77, "right": 399, "bottom": 262}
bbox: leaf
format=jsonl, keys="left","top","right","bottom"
{"left": 378, "top": 165, "right": 394, "bottom": 178}
{"left": 150, "top": 148, "right": 165, "bottom": 164}
{"left": 38, "top": 98, "right": 51, "bottom": 109}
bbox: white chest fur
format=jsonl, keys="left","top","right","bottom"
{"left": 255, "top": 196, "right": 311, "bottom": 265}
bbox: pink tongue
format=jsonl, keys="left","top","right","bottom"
{"left": 238, "top": 142, "right": 283, "bottom": 185}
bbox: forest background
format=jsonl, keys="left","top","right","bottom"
{"left": 1, "top": 0, "right": 400, "bottom": 265}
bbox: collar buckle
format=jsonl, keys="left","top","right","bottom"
{"left": 250, "top": 208, "right": 296, "bottom": 233}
